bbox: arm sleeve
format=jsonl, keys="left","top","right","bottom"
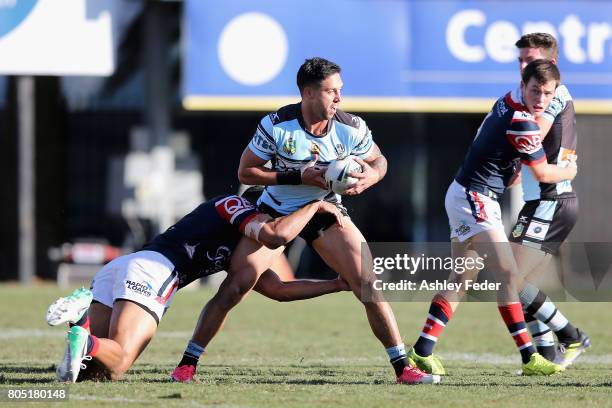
{"left": 350, "top": 116, "right": 374, "bottom": 159}
{"left": 505, "top": 112, "right": 546, "bottom": 166}
{"left": 541, "top": 85, "right": 571, "bottom": 123}
{"left": 214, "top": 195, "right": 259, "bottom": 233}
{"left": 247, "top": 114, "right": 277, "bottom": 160}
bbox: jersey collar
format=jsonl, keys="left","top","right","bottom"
{"left": 297, "top": 102, "right": 333, "bottom": 138}
{"left": 505, "top": 86, "right": 529, "bottom": 111}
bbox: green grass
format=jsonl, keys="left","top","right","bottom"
{"left": 0, "top": 284, "right": 611, "bottom": 407}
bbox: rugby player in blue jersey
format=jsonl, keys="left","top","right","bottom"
{"left": 234, "top": 57, "right": 437, "bottom": 384}
{"left": 47, "top": 189, "right": 349, "bottom": 382}
{"left": 508, "top": 33, "right": 590, "bottom": 367}
{"left": 407, "top": 60, "right": 577, "bottom": 376}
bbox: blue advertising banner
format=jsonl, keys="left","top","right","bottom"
{"left": 184, "top": 0, "right": 612, "bottom": 113}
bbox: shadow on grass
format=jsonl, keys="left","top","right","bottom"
{"left": 443, "top": 381, "right": 612, "bottom": 388}
{"left": 0, "top": 365, "right": 55, "bottom": 374}
{"left": 0, "top": 376, "right": 56, "bottom": 384}
{"left": 122, "top": 376, "right": 376, "bottom": 385}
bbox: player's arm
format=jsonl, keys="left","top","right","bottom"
{"left": 253, "top": 270, "right": 350, "bottom": 302}
{"left": 245, "top": 201, "right": 344, "bottom": 249}
{"left": 535, "top": 117, "right": 553, "bottom": 140}
{"left": 344, "top": 143, "right": 387, "bottom": 195}
{"left": 238, "top": 114, "right": 326, "bottom": 187}
{"left": 507, "top": 113, "right": 576, "bottom": 184}
{"left": 238, "top": 147, "right": 327, "bottom": 189}
{"left": 527, "top": 155, "right": 577, "bottom": 184}
{"left": 506, "top": 170, "right": 522, "bottom": 188}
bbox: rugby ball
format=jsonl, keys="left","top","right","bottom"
{"left": 324, "top": 156, "right": 363, "bottom": 195}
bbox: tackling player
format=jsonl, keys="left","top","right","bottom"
{"left": 47, "top": 188, "right": 348, "bottom": 382}
{"left": 233, "top": 57, "right": 437, "bottom": 384}
{"left": 509, "top": 33, "right": 590, "bottom": 367}
{"left": 407, "top": 60, "right": 576, "bottom": 376}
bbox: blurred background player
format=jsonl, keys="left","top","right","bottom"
{"left": 236, "top": 57, "right": 438, "bottom": 384}
{"left": 509, "top": 33, "right": 590, "bottom": 367}
{"left": 46, "top": 189, "right": 347, "bottom": 382}
{"left": 407, "top": 60, "right": 576, "bottom": 376}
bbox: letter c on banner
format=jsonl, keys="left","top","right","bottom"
{"left": 446, "top": 9, "right": 486, "bottom": 62}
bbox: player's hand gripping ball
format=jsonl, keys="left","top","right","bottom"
{"left": 324, "top": 156, "right": 363, "bottom": 195}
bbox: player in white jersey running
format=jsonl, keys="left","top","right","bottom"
{"left": 237, "top": 57, "right": 437, "bottom": 384}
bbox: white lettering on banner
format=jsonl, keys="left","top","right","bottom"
{"left": 560, "top": 15, "right": 587, "bottom": 63}
{"left": 446, "top": 10, "right": 486, "bottom": 62}
{"left": 447, "top": 10, "right": 612, "bottom": 64}
{"left": 484, "top": 20, "right": 519, "bottom": 63}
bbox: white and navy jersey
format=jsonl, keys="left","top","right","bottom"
{"left": 143, "top": 195, "right": 258, "bottom": 289}
{"left": 455, "top": 87, "right": 546, "bottom": 197}
{"left": 248, "top": 103, "right": 374, "bottom": 213}
{"left": 521, "top": 84, "right": 577, "bottom": 201}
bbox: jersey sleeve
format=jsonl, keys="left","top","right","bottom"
{"left": 349, "top": 116, "right": 374, "bottom": 159}
{"left": 505, "top": 111, "right": 546, "bottom": 166}
{"left": 214, "top": 195, "right": 259, "bottom": 233}
{"left": 542, "top": 84, "right": 572, "bottom": 123}
{"left": 247, "top": 114, "right": 277, "bottom": 160}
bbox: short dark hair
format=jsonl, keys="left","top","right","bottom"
{"left": 521, "top": 59, "right": 560, "bottom": 87}
{"left": 296, "top": 57, "right": 341, "bottom": 93}
{"left": 515, "top": 32, "right": 559, "bottom": 61}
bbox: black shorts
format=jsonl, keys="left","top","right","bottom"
{"left": 508, "top": 195, "right": 578, "bottom": 255}
{"left": 258, "top": 202, "right": 349, "bottom": 245}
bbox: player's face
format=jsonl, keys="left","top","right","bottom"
{"left": 518, "top": 47, "right": 548, "bottom": 73}
{"left": 521, "top": 77, "right": 557, "bottom": 118}
{"left": 308, "top": 73, "right": 343, "bottom": 120}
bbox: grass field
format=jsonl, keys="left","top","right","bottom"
{"left": 1, "top": 284, "right": 611, "bottom": 407}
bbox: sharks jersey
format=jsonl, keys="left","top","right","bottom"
{"left": 520, "top": 84, "right": 577, "bottom": 201}
{"left": 455, "top": 87, "right": 546, "bottom": 197}
{"left": 248, "top": 103, "right": 374, "bottom": 214}
{"left": 143, "top": 195, "right": 258, "bottom": 289}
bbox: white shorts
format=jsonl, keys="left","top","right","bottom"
{"left": 445, "top": 180, "right": 504, "bottom": 242}
{"left": 91, "top": 251, "right": 179, "bottom": 324}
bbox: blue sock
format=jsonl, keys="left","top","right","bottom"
{"left": 178, "top": 340, "right": 205, "bottom": 367}
{"left": 386, "top": 343, "right": 408, "bottom": 376}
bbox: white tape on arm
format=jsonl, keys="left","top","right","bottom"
{"left": 244, "top": 219, "right": 266, "bottom": 242}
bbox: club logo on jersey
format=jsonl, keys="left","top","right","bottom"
{"left": 509, "top": 133, "right": 542, "bottom": 154}
{"left": 125, "top": 280, "right": 153, "bottom": 297}
{"left": 215, "top": 196, "right": 255, "bottom": 224}
{"left": 512, "top": 224, "right": 524, "bottom": 238}
{"left": 283, "top": 135, "right": 296, "bottom": 155}
{"left": 310, "top": 142, "right": 321, "bottom": 154}
{"left": 270, "top": 112, "right": 280, "bottom": 124}
{"left": 217, "top": 196, "right": 253, "bottom": 215}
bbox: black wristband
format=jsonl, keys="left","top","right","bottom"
{"left": 276, "top": 170, "right": 302, "bottom": 185}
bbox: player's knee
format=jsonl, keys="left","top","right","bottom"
{"left": 495, "top": 266, "right": 521, "bottom": 291}
{"left": 217, "top": 279, "right": 253, "bottom": 309}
